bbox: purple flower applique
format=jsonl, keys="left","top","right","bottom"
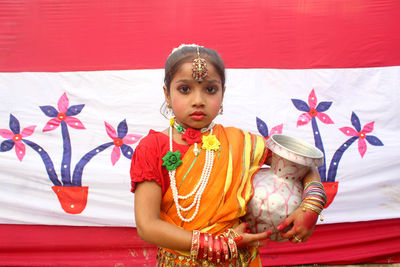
{"left": 41, "top": 93, "right": 85, "bottom": 132}
{"left": 0, "top": 114, "right": 36, "bottom": 161}
{"left": 0, "top": 114, "right": 61, "bottom": 186}
{"left": 105, "top": 120, "right": 142, "bottom": 165}
{"left": 40, "top": 93, "right": 85, "bottom": 186}
{"left": 292, "top": 89, "right": 334, "bottom": 181}
{"left": 256, "top": 117, "right": 283, "bottom": 139}
{"left": 71, "top": 119, "right": 141, "bottom": 186}
{"left": 327, "top": 112, "right": 383, "bottom": 181}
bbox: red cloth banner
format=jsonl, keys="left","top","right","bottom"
{"left": 1, "top": 219, "right": 399, "bottom": 266}
{"left": 0, "top": 0, "right": 400, "bottom": 71}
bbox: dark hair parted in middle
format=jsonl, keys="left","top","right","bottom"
{"left": 164, "top": 45, "right": 226, "bottom": 92}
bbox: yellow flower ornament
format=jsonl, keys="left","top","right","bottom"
{"left": 202, "top": 134, "right": 220, "bottom": 151}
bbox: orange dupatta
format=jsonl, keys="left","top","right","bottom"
{"left": 160, "top": 125, "right": 268, "bottom": 264}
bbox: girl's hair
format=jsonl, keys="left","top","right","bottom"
{"left": 163, "top": 44, "right": 226, "bottom": 92}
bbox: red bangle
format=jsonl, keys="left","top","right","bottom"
{"left": 203, "top": 233, "right": 209, "bottom": 260}
{"left": 227, "top": 237, "right": 238, "bottom": 259}
{"left": 197, "top": 233, "right": 204, "bottom": 260}
{"left": 221, "top": 237, "right": 229, "bottom": 262}
{"left": 207, "top": 233, "right": 214, "bottom": 262}
{"left": 214, "top": 236, "right": 221, "bottom": 264}
{"left": 190, "top": 230, "right": 200, "bottom": 261}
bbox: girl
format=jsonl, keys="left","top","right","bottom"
{"left": 131, "top": 44, "right": 325, "bottom": 266}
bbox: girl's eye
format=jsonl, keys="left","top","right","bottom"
{"left": 178, "top": 86, "right": 190, "bottom": 94}
{"left": 206, "top": 86, "right": 218, "bottom": 94}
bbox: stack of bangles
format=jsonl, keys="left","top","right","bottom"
{"left": 301, "top": 181, "right": 327, "bottom": 221}
{"left": 190, "top": 229, "right": 241, "bottom": 264}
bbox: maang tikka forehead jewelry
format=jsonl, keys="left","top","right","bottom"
{"left": 192, "top": 46, "right": 208, "bottom": 83}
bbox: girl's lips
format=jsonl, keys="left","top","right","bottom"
{"left": 190, "top": 111, "right": 205, "bottom": 120}
{"left": 191, "top": 114, "right": 205, "bottom": 120}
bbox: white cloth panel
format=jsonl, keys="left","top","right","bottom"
{"left": 0, "top": 67, "right": 398, "bottom": 226}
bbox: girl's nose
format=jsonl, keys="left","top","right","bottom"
{"left": 191, "top": 90, "right": 205, "bottom": 107}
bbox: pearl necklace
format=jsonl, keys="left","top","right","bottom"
{"left": 168, "top": 122, "right": 215, "bottom": 222}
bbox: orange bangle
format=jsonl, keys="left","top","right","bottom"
{"left": 303, "top": 199, "right": 324, "bottom": 209}
{"left": 301, "top": 203, "right": 321, "bottom": 214}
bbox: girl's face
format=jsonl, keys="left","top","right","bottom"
{"left": 164, "top": 62, "right": 224, "bottom": 130}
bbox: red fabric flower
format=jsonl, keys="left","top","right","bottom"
{"left": 181, "top": 128, "right": 201, "bottom": 145}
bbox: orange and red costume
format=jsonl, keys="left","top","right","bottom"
{"left": 131, "top": 125, "right": 268, "bottom": 266}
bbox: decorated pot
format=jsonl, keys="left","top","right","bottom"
{"left": 245, "top": 134, "right": 324, "bottom": 241}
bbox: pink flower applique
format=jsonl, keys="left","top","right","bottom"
{"left": 292, "top": 89, "right": 334, "bottom": 127}
{"left": 256, "top": 117, "right": 283, "bottom": 139}
{"left": 105, "top": 120, "right": 142, "bottom": 165}
{"left": 0, "top": 114, "right": 36, "bottom": 161}
{"left": 339, "top": 112, "right": 383, "bottom": 158}
{"left": 40, "top": 93, "right": 86, "bottom": 132}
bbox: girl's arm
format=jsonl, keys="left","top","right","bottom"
{"left": 302, "top": 165, "right": 322, "bottom": 186}
{"left": 135, "top": 180, "right": 271, "bottom": 250}
{"left": 277, "top": 166, "right": 322, "bottom": 243}
{"left": 135, "top": 180, "right": 192, "bottom": 250}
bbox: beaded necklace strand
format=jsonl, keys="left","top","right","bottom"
{"left": 168, "top": 121, "right": 216, "bottom": 222}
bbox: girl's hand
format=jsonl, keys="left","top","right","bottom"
{"left": 233, "top": 222, "right": 272, "bottom": 248}
{"left": 277, "top": 207, "right": 318, "bottom": 244}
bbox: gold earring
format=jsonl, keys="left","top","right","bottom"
{"left": 167, "top": 103, "right": 172, "bottom": 108}
{"left": 219, "top": 104, "right": 223, "bottom": 115}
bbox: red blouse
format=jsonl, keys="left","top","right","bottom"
{"left": 130, "top": 129, "right": 189, "bottom": 195}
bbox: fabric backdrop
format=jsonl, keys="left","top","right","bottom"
{"left": 0, "top": 1, "right": 399, "bottom": 266}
